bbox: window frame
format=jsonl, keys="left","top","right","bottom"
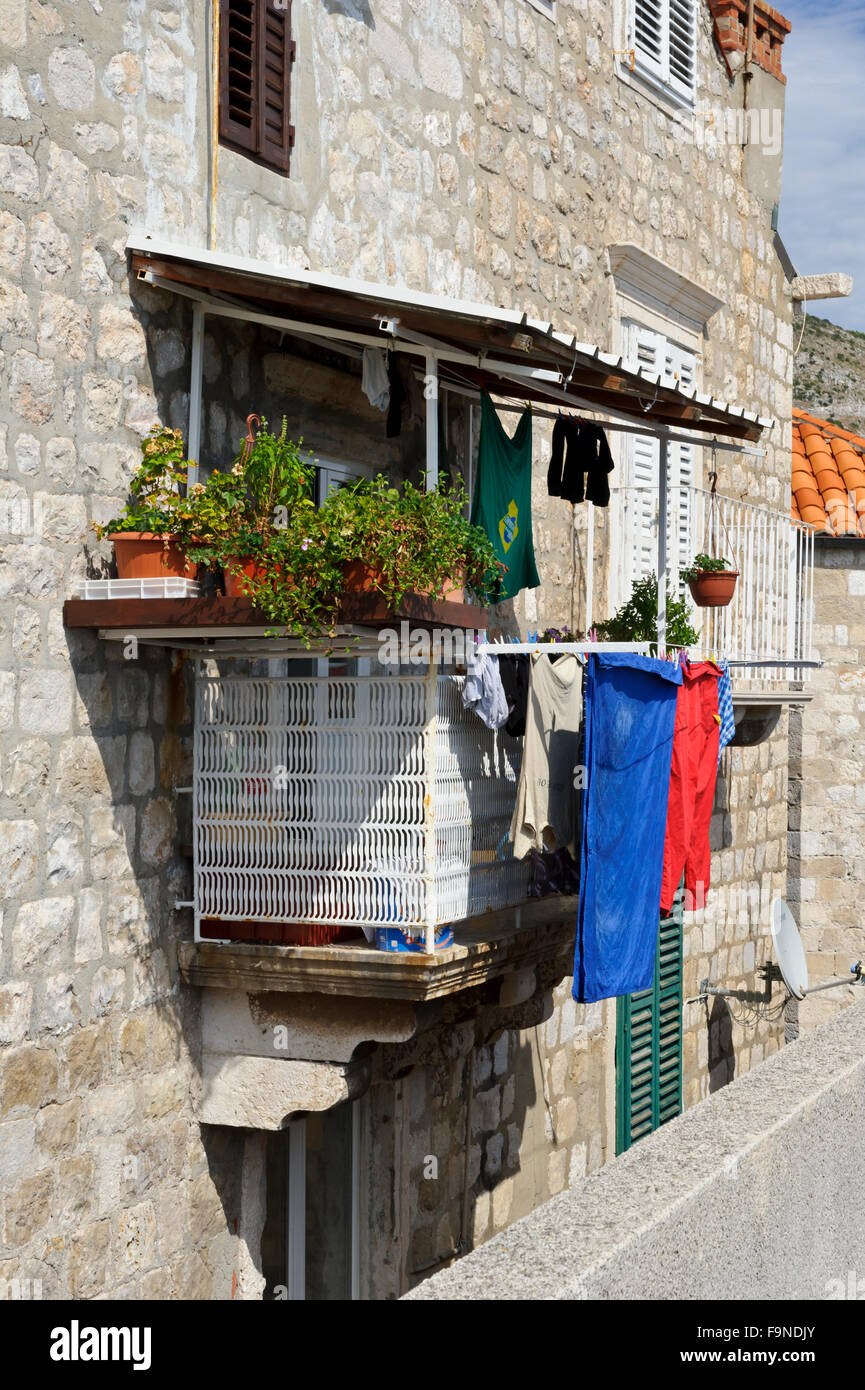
{"left": 218, "top": 0, "right": 296, "bottom": 178}
{"left": 524, "top": 0, "right": 556, "bottom": 21}
{"left": 263, "top": 1100, "right": 361, "bottom": 1300}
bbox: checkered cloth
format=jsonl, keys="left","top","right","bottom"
{"left": 717, "top": 660, "right": 735, "bottom": 764}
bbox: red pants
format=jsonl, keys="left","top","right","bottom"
{"left": 660, "top": 661, "right": 721, "bottom": 915}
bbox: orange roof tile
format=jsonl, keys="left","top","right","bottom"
{"left": 791, "top": 408, "right": 865, "bottom": 536}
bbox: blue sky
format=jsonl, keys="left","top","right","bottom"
{"left": 778, "top": 0, "right": 865, "bottom": 330}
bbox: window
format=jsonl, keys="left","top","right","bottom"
{"left": 525, "top": 0, "right": 556, "bottom": 19}
{"left": 629, "top": 0, "right": 696, "bottom": 102}
{"left": 261, "top": 1101, "right": 360, "bottom": 1300}
{"left": 615, "top": 887, "right": 683, "bottom": 1153}
{"left": 619, "top": 320, "right": 699, "bottom": 604}
{"left": 219, "top": 0, "right": 296, "bottom": 176}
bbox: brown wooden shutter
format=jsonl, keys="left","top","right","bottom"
{"left": 259, "top": 1, "right": 295, "bottom": 173}
{"left": 219, "top": 0, "right": 295, "bottom": 176}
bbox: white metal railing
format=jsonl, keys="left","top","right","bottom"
{"left": 617, "top": 485, "right": 816, "bottom": 683}
{"left": 192, "top": 670, "right": 530, "bottom": 943}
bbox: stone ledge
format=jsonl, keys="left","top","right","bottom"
{"left": 790, "top": 272, "right": 854, "bottom": 303}
{"left": 178, "top": 897, "right": 578, "bottom": 1001}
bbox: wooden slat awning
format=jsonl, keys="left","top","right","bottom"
{"left": 128, "top": 230, "right": 773, "bottom": 442}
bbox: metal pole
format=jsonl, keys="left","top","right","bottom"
{"left": 657, "top": 433, "right": 669, "bottom": 654}
{"left": 466, "top": 400, "right": 474, "bottom": 518}
{"left": 422, "top": 659, "right": 438, "bottom": 953}
{"left": 425, "top": 350, "right": 438, "bottom": 494}
{"left": 585, "top": 504, "right": 595, "bottom": 633}
{"left": 187, "top": 300, "right": 205, "bottom": 485}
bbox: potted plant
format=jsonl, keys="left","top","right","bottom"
{"left": 595, "top": 573, "right": 700, "bottom": 652}
{"left": 321, "top": 473, "right": 503, "bottom": 610}
{"left": 681, "top": 553, "right": 739, "bottom": 608}
{"left": 183, "top": 417, "right": 318, "bottom": 597}
{"left": 94, "top": 425, "right": 197, "bottom": 579}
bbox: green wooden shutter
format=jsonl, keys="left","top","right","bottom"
{"left": 615, "top": 886, "right": 684, "bottom": 1154}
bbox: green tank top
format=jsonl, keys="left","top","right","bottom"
{"left": 471, "top": 392, "right": 541, "bottom": 603}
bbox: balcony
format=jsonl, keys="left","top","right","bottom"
{"left": 188, "top": 666, "right": 531, "bottom": 952}
{"left": 612, "top": 482, "right": 817, "bottom": 714}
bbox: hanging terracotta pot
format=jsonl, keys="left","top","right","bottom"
{"left": 113, "top": 532, "right": 197, "bottom": 580}
{"left": 688, "top": 569, "right": 739, "bottom": 608}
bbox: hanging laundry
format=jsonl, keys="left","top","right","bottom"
{"left": 361, "top": 348, "right": 390, "bottom": 412}
{"left": 498, "top": 652, "right": 530, "bottom": 737}
{"left": 716, "top": 659, "right": 736, "bottom": 766}
{"left": 528, "top": 846, "right": 580, "bottom": 898}
{"left": 547, "top": 417, "right": 615, "bottom": 507}
{"left": 660, "top": 659, "right": 722, "bottom": 916}
{"left": 385, "top": 353, "right": 404, "bottom": 437}
{"left": 461, "top": 650, "right": 508, "bottom": 730}
{"left": 574, "top": 652, "right": 682, "bottom": 1004}
{"left": 510, "top": 653, "right": 582, "bottom": 860}
{"left": 471, "top": 392, "right": 540, "bottom": 603}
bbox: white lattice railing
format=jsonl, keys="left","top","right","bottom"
{"left": 193, "top": 670, "right": 530, "bottom": 942}
{"left": 618, "top": 485, "right": 816, "bottom": 683}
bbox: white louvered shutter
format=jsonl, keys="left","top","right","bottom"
{"left": 623, "top": 324, "right": 662, "bottom": 597}
{"left": 622, "top": 324, "right": 700, "bottom": 601}
{"left": 668, "top": 0, "right": 697, "bottom": 99}
{"left": 630, "top": 0, "right": 696, "bottom": 102}
{"left": 663, "top": 343, "right": 698, "bottom": 590}
{"left": 632, "top": 0, "right": 666, "bottom": 83}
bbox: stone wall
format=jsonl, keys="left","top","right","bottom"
{"left": 1, "top": 0, "right": 795, "bottom": 1298}
{"left": 788, "top": 541, "right": 865, "bottom": 1033}
{"left": 406, "top": 998, "right": 865, "bottom": 1301}
{"left": 355, "top": 979, "right": 609, "bottom": 1298}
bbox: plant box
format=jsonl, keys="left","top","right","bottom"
{"left": 113, "top": 532, "right": 197, "bottom": 581}
{"left": 199, "top": 918, "right": 364, "bottom": 946}
{"left": 223, "top": 557, "right": 289, "bottom": 598}
{"left": 687, "top": 570, "right": 739, "bottom": 608}
{"left": 340, "top": 559, "right": 466, "bottom": 603}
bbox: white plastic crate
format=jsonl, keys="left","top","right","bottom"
{"left": 192, "top": 669, "right": 530, "bottom": 941}
{"left": 75, "top": 577, "right": 201, "bottom": 600}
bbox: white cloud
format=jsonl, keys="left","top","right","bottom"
{"left": 779, "top": 0, "right": 865, "bottom": 329}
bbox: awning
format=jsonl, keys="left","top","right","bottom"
{"left": 127, "top": 230, "right": 772, "bottom": 444}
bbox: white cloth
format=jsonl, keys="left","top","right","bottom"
{"left": 509, "top": 652, "right": 582, "bottom": 859}
{"left": 361, "top": 348, "right": 390, "bottom": 412}
{"left": 462, "top": 652, "right": 508, "bottom": 730}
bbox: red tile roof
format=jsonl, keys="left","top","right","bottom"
{"left": 792, "top": 408, "right": 865, "bottom": 536}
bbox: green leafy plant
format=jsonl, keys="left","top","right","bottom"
{"left": 680, "top": 552, "right": 733, "bottom": 583}
{"left": 595, "top": 573, "right": 699, "bottom": 650}
{"left": 319, "top": 473, "right": 504, "bottom": 610}
{"left": 182, "top": 418, "right": 316, "bottom": 578}
{"left": 236, "top": 511, "right": 345, "bottom": 639}
{"left": 93, "top": 426, "right": 190, "bottom": 538}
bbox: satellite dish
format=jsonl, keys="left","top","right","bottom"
{"left": 771, "top": 899, "right": 809, "bottom": 1000}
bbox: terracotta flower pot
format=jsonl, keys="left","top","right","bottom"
{"left": 113, "top": 532, "right": 197, "bottom": 580}
{"left": 687, "top": 570, "right": 739, "bottom": 608}
{"left": 223, "top": 557, "right": 270, "bottom": 598}
{"left": 340, "top": 559, "right": 466, "bottom": 603}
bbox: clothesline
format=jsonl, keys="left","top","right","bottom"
{"left": 477, "top": 641, "right": 649, "bottom": 655}
{"left": 438, "top": 378, "right": 765, "bottom": 456}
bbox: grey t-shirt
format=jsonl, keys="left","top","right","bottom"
{"left": 509, "top": 652, "right": 582, "bottom": 859}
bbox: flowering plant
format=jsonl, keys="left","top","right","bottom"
{"left": 181, "top": 417, "right": 316, "bottom": 577}
{"left": 93, "top": 426, "right": 191, "bottom": 538}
